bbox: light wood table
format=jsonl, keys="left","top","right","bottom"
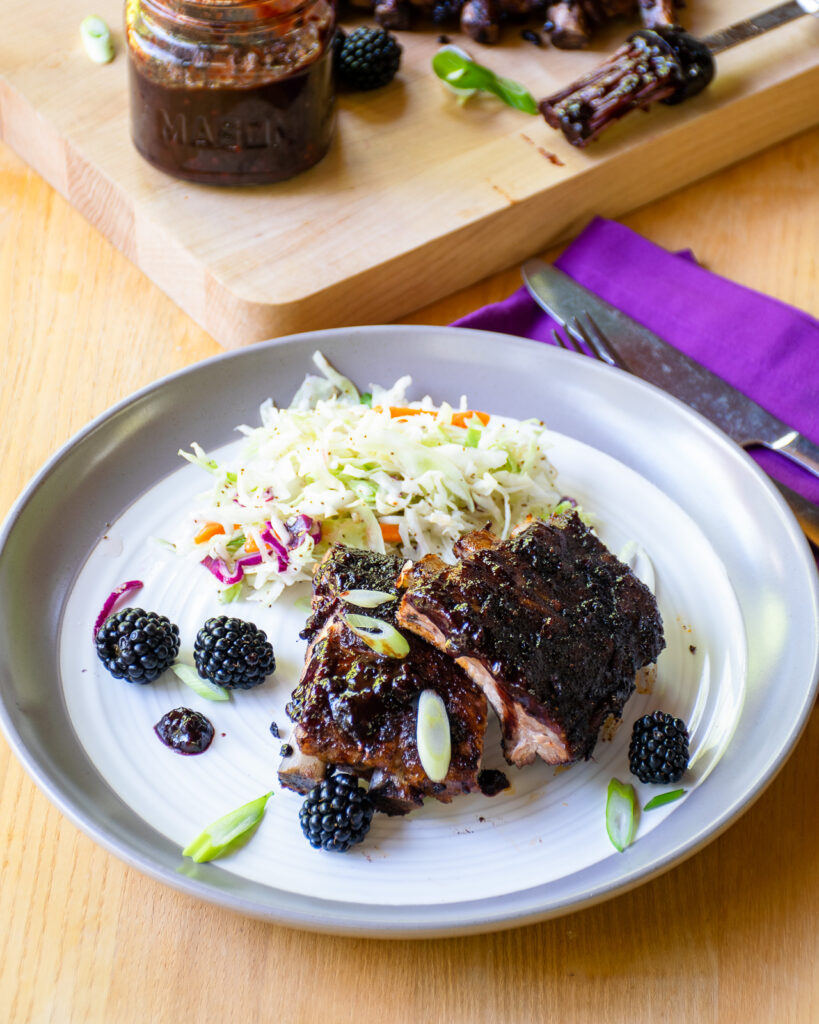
{"left": 1, "top": 127, "right": 818, "bottom": 1024}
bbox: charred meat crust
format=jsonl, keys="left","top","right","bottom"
{"left": 284, "top": 545, "right": 487, "bottom": 814}
{"left": 397, "top": 512, "right": 665, "bottom": 767}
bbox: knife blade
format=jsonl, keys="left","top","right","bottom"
{"left": 521, "top": 260, "right": 819, "bottom": 476}
{"left": 521, "top": 259, "right": 819, "bottom": 548}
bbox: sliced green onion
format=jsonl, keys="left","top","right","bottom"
{"left": 80, "top": 15, "right": 115, "bottom": 64}
{"left": 339, "top": 589, "right": 396, "bottom": 608}
{"left": 432, "top": 47, "right": 538, "bottom": 115}
{"left": 644, "top": 788, "right": 686, "bottom": 811}
{"left": 416, "top": 690, "right": 451, "bottom": 782}
{"left": 345, "top": 613, "right": 409, "bottom": 658}
{"left": 217, "top": 581, "right": 243, "bottom": 604}
{"left": 551, "top": 499, "right": 575, "bottom": 516}
{"left": 172, "top": 662, "right": 230, "bottom": 702}
{"left": 606, "top": 778, "right": 638, "bottom": 852}
{"left": 182, "top": 792, "right": 272, "bottom": 862}
{"left": 359, "top": 392, "right": 373, "bottom": 408}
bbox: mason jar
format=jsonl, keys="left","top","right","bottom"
{"left": 125, "top": 0, "right": 336, "bottom": 185}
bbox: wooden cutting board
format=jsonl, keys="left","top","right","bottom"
{"left": 1, "top": 1, "right": 817, "bottom": 348}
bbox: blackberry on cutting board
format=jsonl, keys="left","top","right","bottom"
{"left": 629, "top": 711, "right": 689, "bottom": 785}
{"left": 332, "top": 26, "right": 346, "bottom": 68}
{"left": 95, "top": 607, "right": 180, "bottom": 684}
{"left": 431, "top": 0, "right": 463, "bottom": 25}
{"left": 336, "top": 27, "right": 402, "bottom": 91}
{"left": 193, "top": 616, "right": 276, "bottom": 690}
{"left": 299, "top": 771, "right": 374, "bottom": 852}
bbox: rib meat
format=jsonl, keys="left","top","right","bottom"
{"left": 282, "top": 546, "right": 487, "bottom": 815}
{"left": 397, "top": 512, "right": 664, "bottom": 767}
{"left": 339, "top": 0, "right": 680, "bottom": 46}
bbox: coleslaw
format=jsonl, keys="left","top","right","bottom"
{"left": 179, "top": 352, "right": 564, "bottom": 604}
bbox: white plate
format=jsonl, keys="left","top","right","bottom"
{"left": 0, "top": 325, "right": 817, "bottom": 935}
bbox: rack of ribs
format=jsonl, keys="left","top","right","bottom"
{"left": 396, "top": 511, "right": 664, "bottom": 767}
{"left": 280, "top": 546, "right": 487, "bottom": 814}
{"left": 546, "top": 0, "right": 679, "bottom": 49}
{"left": 341, "top": 0, "right": 679, "bottom": 47}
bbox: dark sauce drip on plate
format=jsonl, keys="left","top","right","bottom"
{"left": 154, "top": 707, "right": 215, "bottom": 754}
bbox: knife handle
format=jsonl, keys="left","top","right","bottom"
{"left": 772, "top": 479, "right": 819, "bottom": 552}
{"left": 770, "top": 433, "right": 819, "bottom": 482}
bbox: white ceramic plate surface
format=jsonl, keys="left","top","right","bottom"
{"left": 1, "top": 325, "right": 817, "bottom": 936}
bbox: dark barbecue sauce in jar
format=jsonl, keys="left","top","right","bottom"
{"left": 126, "top": 0, "right": 336, "bottom": 185}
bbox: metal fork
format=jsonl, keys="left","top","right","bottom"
{"left": 550, "top": 310, "right": 819, "bottom": 549}
{"left": 550, "top": 313, "right": 628, "bottom": 370}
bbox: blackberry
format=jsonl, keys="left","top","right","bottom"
{"left": 629, "top": 711, "right": 689, "bottom": 784}
{"left": 332, "top": 26, "right": 346, "bottom": 69}
{"left": 431, "top": 0, "right": 463, "bottom": 24}
{"left": 193, "top": 616, "right": 276, "bottom": 690}
{"left": 299, "top": 770, "right": 374, "bottom": 852}
{"left": 337, "top": 27, "right": 402, "bottom": 91}
{"left": 95, "top": 607, "right": 180, "bottom": 684}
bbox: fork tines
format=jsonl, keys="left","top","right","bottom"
{"left": 551, "top": 314, "right": 626, "bottom": 370}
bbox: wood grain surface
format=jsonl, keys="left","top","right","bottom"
{"left": 1, "top": 1, "right": 818, "bottom": 346}
{"left": 1, "top": 127, "right": 819, "bottom": 1023}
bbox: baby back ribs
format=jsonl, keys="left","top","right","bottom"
{"left": 546, "top": 0, "right": 679, "bottom": 48}
{"left": 281, "top": 545, "right": 487, "bottom": 814}
{"left": 397, "top": 511, "right": 664, "bottom": 767}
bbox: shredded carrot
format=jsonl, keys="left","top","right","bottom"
{"left": 385, "top": 406, "right": 437, "bottom": 419}
{"left": 379, "top": 523, "right": 402, "bottom": 544}
{"left": 194, "top": 522, "right": 225, "bottom": 544}
{"left": 451, "top": 410, "right": 490, "bottom": 428}
{"left": 244, "top": 537, "right": 259, "bottom": 553}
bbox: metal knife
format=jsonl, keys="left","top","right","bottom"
{"left": 521, "top": 259, "right": 819, "bottom": 548}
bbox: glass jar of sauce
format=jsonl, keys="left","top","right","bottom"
{"left": 125, "top": 0, "right": 336, "bottom": 185}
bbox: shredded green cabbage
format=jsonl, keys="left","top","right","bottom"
{"left": 180, "top": 351, "right": 563, "bottom": 603}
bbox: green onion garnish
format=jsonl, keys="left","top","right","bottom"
{"left": 80, "top": 15, "right": 114, "bottom": 64}
{"left": 606, "top": 778, "right": 638, "bottom": 852}
{"left": 644, "top": 789, "right": 686, "bottom": 811}
{"left": 432, "top": 47, "right": 538, "bottom": 115}
{"left": 182, "top": 792, "right": 273, "bottom": 862}
{"left": 217, "top": 581, "right": 243, "bottom": 604}
{"left": 416, "top": 689, "right": 451, "bottom": 783}
{"left": 339, "top": 589, "right": 396, "bottom": 608}
{"left": 171, "top": 662, "right": 230, "bottom": 702}
{"left": 345, "top": 613, "right": 410, "bottom": 658}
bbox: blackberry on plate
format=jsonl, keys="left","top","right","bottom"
{"left": 95, "top": 607, "right": 180, "bottom": 684}
{"left": 629, "top": 711, "right": 689, "bottom": 785}
{"left": 299, "top": 770, "right": 374, "bottom": 852}
{"left": 336, "top": 27, "right": 402, "bottom": 91}
{"left": 194, "top": 616, "right": 276, "bottom": 690}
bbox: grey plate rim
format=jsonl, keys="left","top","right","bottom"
{"left": 1, "top": 324, "right": 817, "bottom": 938}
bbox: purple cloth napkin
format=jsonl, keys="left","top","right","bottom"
{"left": 454, "top": 217, "right": 819, "bottom": 510}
